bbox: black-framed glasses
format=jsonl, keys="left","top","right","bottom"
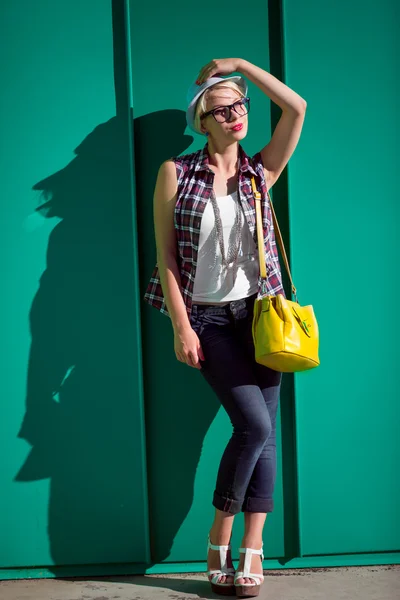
{"left": 200, "top": 97, "right": 250, "bottom": 124}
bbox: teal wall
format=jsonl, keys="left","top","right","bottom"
{"left": 0, "top": 0, "right": 398, "bottom": 579}
{"left": 130, "top": 0, "right": 290, "bottom": 565}
{"left": 283, "top": 0, "right": 400, "bottom": 555}
{"left": 0, "top": 0, "right": 149, "bottom": 571}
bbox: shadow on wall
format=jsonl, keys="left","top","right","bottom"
{"left": 13, "top": 111, "right": 219, "bottom": 568}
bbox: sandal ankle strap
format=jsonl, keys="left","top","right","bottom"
{"left": 238, "top": 546, "right": 264, "bottom": 560}
{"left": 207, "top": 534, "right": 231, "bottom": 551}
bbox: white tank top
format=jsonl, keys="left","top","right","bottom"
{"left": 192, "top": 190, "right": 259, "bottom": 304}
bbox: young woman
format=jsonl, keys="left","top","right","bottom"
{"left": 144, "top": 58, "right": 306, "bottom": 598}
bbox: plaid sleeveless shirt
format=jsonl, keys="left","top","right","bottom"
{"left": 143, "top": 142, "right": 285, "bottom": 320}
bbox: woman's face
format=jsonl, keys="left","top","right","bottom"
{"left": 200, "top": 88, "right": 248, "bottom": 142}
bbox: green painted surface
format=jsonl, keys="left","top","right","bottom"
{"left": 1, "top": 0, "right": 398, "bottom": 579}
{"left": 1, "top": 551, "right": 399, "bottom": 580}
{"left": 0, "top": 0, "right": 149, "bottom": 569}
{"left": 283, "top": 0, "right": 400, "bottom": 555}
{"left": 131, "top": 0, "right": 288, "bottom": 564}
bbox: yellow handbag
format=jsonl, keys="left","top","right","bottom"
{"left": 251, "top": 176, "right": 320, "bottom": 372}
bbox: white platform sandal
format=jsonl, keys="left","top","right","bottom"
{"left": 207, "top": 534, "right": 236, "bottom": 596}
{"left": 234, "top": 544, "right": 264, "bottom": 598}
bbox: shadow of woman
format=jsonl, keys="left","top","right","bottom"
{"left": 14, "top": 111, "right": 221, "bottom": 569}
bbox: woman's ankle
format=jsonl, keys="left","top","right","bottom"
{"left": 240, "top": 536, "right": 263, "bottom": 549}
{"left": 209, "top": 526, "right": 232, "bottom": 546}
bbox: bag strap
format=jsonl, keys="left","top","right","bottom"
{"left": 251, "top": 176, "right": 298, "bottom": 301}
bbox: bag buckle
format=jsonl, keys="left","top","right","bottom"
{"left": 261, "top": 279, "right": 268, "bottom": 295}
{"left": 292, "top": 306, "right": 311, "bottom": 338}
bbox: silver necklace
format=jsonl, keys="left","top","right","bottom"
{"left": 208, "top": 187, "right": 243, "bottom": 284}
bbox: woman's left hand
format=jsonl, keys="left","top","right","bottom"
{"left": 196, "top": 58, "right": 241, "bottom": 85}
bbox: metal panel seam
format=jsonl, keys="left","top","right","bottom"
{"left": 123, "top": 0, "right": 151, "bottom": 565}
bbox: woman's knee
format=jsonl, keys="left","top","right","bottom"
{"left": 235, "top": 415, "right": 272, "bottom": 445}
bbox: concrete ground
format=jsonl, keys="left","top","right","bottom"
{"left": 0, "top": 565, "right": 399, "bottom": 600}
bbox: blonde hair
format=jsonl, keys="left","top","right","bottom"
{"left": 193, "top": 81, "right": 245, "bottom": 135}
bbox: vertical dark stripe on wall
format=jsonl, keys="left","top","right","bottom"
{"left": 112, "top": 0, "right": 129, "bottom": 118}
{"left": 268, "top": 0, "right": 300, "bottom": 562}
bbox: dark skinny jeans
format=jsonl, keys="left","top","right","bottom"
{"left": 189, "top": 291, "right": 281, "bottom": 515}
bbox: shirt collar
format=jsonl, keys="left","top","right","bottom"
{"left": 194, "top": 142, "right": 257, "bottom": 176}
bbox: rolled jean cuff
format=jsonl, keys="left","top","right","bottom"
{"left": 212, "top": 490, "right": 243, "bottom": 515}
{"left": 241, "top": 496, "right": 274, "bottom": 513}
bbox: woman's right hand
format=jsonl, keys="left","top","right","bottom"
{"left": 174, "top": 326, "right": 205, "bottom": 369}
